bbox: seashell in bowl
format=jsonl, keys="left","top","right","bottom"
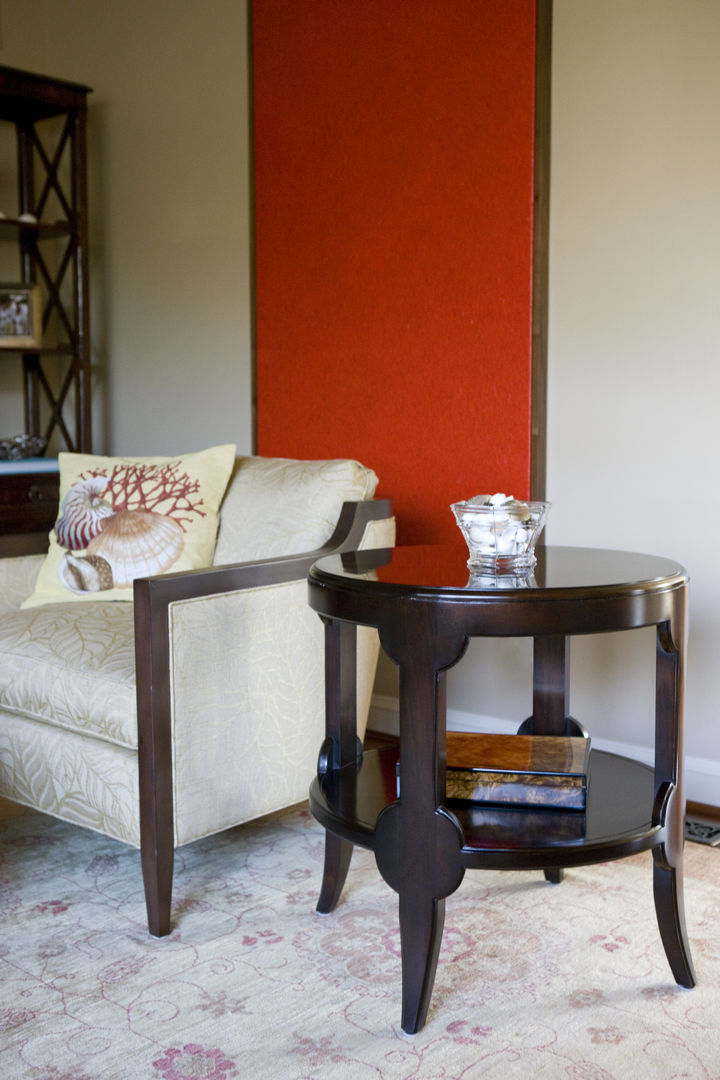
{"left": 86, "top": 509, "right": 184, "bottom": 587}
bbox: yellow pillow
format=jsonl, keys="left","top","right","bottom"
{"left": 22, "top": 444, "right": 236, "bottom": 608}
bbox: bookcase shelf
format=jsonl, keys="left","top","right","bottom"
{"left": 0, "top": 65, "right": 93, "bottom": 548}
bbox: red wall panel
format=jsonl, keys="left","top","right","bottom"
{"left": 253, "top": 0, "right": 537, "bottom": 544}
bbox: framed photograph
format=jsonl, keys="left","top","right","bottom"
{"left": 0, "top": 284, "right": 42, "bottom": 348}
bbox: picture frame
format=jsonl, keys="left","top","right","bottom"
{"left": 0, "top": 284, "right": 42, "bottom": 348}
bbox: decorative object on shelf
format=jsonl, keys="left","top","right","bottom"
{"left": 451, "top": 492, "right": 550, "bottom": 571}
{"left": 395, "top": 731, "right": 590, "bottom": 809}
{"left": 444, "top": 731, "right": 590, "bottom": 810}
{"left": 461, "top": 803, "right": 587, "bottom": 843}
{"left": 0, "top": 284, "right": 41, "bottom": 348}
{"left": 0, "top": 433, "right": 47, "bottom": 460}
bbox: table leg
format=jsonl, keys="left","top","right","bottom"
{"left": 373, "top": 632, "right": 466, "bottom": 1034}
{"left": 653, "top": 863, "right": 695, "bottom": 987}
{"left": 399, "top": 893, "right": 446, "bottom": 1034}
{"left": 531, "top": 634, "right": 570, "bottom": 734}
{"left": 652, "top": 614, "right": 696, "bottom": 988}
{"left": 315, "top": 617, "right": 359, "bottom": 912}
{"left": 375, "top": 805, "right": 462, "bottom": 1034}
{"left": 519, "top": 635, "right": 586, "bottom": 738}
{"left": 317, "top": 832, "right": 354, "bottom": 915}
{"left": 520, "top": 635, "right": 586, "bottom": 885}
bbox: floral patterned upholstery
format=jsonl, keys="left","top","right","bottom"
{"left": 0, "top": 456, "right": 395, "bottom": 922}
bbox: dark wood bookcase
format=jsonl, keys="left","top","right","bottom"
{"left": 0, "top": 66, "right": 92, "bottom": 554}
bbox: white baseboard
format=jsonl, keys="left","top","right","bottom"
{"left": 368, "top": 694, "right": 720, "bottom": 809}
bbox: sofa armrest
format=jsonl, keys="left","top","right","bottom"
{"left": 134, "top": 496, "right": 393, "bottom": 736}
{"left": 132, "top": 498, "right": 393, "bottom": 931}
{"left": 134, "top": 498, "right": 393, "bottom": 612}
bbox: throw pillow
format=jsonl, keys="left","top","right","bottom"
{"left": 22, "top": 444, "right": 236, "bottom": 608}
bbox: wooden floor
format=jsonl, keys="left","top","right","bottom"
{"left": 364, "top": 728, "right": 398, "bottom": 752}
{"left": 686, "top": 801, "right": 720, "bottom": 824}
{"left": 0, "top": 796, "right": 28, "bottom": 821}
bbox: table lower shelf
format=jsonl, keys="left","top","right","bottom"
{"left": 310, "top": 746, "right": 663, "bottom": 871}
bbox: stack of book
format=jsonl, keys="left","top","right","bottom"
{"left": 444, "top": 731, "right": 590, "bottom": 811}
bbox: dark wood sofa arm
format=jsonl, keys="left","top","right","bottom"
{"left": 132, "top": 498, "right": 394, "bottom": 614}
{"left": 131, "top": 497, "right": 393, "bottom": 936}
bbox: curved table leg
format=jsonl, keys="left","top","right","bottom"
{"left": 652, "top": 613, "right": 696, "bottom": 988}
{"left": 316, "top": 832, "right": 353, "bottom": 914}
{"left": 653, "top": 860, "right": 696, "bottom": 987}
{"left": 315, "top": 616, "right": 358, "bottom": 915}
{"left": 399, "top": 893, "right": 446, "bottom": 1034}
{"left": 375, "top": 800, "right": 465, "bottom": 1034}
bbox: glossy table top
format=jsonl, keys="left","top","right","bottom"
{"left": 310, "top": 544, "right": 687, "bottom": 600}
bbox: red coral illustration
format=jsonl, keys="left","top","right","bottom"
{"left": 81, "top": 462, "right": 205, "bottom": 532}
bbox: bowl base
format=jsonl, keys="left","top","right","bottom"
{"left": 467, "top": 553, "right": 537, "bottom": 573}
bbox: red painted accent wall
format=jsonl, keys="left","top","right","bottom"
{"left": 253, "top": 0, "right": 537, "bottom": 544}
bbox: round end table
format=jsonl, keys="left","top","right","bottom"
{"left": 308, "top": 544, "right": 696, "bottom": 1033}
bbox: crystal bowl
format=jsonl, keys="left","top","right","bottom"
{"left": 451, "top": 496, "right": 550, "bottom": 572}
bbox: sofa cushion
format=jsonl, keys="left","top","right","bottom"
{"left": 0, "top": 601, "right": 137, "bottom": 748}
{"left": 23, "top": 444, "right": 236, "bottom": 608}
{"left": 0, "top": 710, "right": 141, "bottom": 845}
{"left": 214, "top": 455, "right": 378, "bottom": 564}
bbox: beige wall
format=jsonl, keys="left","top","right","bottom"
{"left": 545, "top": 0, "right": 720, "bottom": 799}
{"left": 0, "top": 0, "right": 252, "bottom": 456}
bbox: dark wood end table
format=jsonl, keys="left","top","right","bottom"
{"left": 307, "top": 544, "right": 696, "bottom": 1033}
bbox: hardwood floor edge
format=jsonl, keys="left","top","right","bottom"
{"left": 686, "top": 800, "right": 720, "bottom": 823}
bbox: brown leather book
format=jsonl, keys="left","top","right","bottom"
{"left": 444, "top": 732, "right": 590, "bottom": 810}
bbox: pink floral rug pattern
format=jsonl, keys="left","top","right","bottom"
{"left": 1, "top": 800, "right": 720, "bottom": 1079}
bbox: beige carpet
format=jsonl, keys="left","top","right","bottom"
{"left": 1, "top": 799, "right": 719, "bottom": 1079}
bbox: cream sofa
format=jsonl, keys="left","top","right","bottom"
{"left": 0, "top": 455, "right": 394, "bottom": 935}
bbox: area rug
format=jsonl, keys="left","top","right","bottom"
{"left": 1, "top": 801, "right": 720, "bottom": 1080}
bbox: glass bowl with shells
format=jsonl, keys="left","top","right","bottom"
{"left": 451, "top": 493, "right": 550, "bottom": 572}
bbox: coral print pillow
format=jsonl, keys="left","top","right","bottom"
{"left": 22, "top": 444, "right": 236, "bottom": 608}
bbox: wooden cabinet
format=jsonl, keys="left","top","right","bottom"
{"left": 0, "top": 65, "right": 92, "bottom": 551}
{"left": 0, "top": 461, "right": 59, "bottom": 554}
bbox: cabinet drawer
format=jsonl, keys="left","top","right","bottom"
{"left": 0, "top": 471, "right": 59, "bottom": 534}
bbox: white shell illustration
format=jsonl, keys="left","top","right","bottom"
{"left": 58, "top": 552, "right": 115, "bottom": 593}
{"left": 55, "top": 476, "right": 114, "bottom": 550}
{"left": 86, "top": 510, "right": 184, "bottom": 587}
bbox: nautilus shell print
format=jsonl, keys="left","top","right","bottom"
{"left": 85, "top": 509, "right": 184, "bottom": 587}
{"left": 55, "top": 476, "right": 114, "bottom": 549}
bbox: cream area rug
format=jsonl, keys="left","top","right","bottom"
{"left": 2, "top": 800, "right": 720, "bottom": 1080}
